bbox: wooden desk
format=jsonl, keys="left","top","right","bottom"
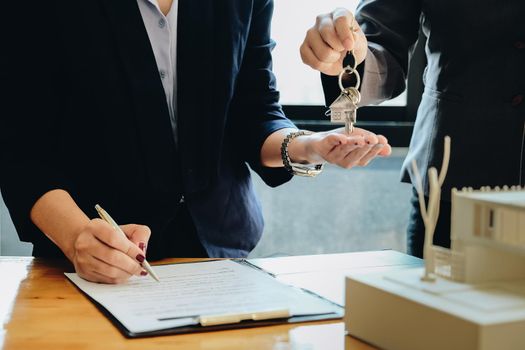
{"left": 0, "top": 254, "right": 417, "bottom": 350}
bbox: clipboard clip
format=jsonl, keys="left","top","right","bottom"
{"left": 199, "top": 308, "right": 290, "bottom": 327}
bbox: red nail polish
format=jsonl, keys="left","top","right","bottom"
{"left": 136, "top": 254, "right": 145, "bottom": 263}
{"left": 140, "top": 271, "right": 148, "bottom": 276}
{"left": 139, "top": 242, "right": 145, "bottom": 251}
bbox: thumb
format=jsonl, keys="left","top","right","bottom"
{"left": 120, "top": 224, "right": 151, "bottom": 255}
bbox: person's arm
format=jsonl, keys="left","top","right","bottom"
{"left": 260, "top": 127, "right": 390, "bottom": 169}
{"left": 0, "top": 2, "right": 149, "bottom": 284}
{"left": 228, "top": 0, "right": 390, "bottom": 179}
{"left": 302, "top": 2, "right": 421, "bottom": 106}
{"left": 30, "top": 190, "right": 150, "bottom": 284}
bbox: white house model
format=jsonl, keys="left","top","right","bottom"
{"left": 344, "top": 137, "right": 525, "bottom": 350}
{"left": 438, "top": 186, "right": 525, "bottom": 283}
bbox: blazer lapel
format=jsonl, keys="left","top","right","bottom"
{"left": 99, "top": 0, "right": 178, "bottom": 192}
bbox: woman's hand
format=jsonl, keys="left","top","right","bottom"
{"left": 71, "top": 220, "right": 151, "bottom": 284}
{"left": 301, "top": 8, "right": 368, "bottom": 76}
{"left": 288, "top": 128, "right": 392, "bottom": 169}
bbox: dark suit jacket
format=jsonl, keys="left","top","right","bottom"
{"left": 323, "top": 0, "right": 525, "bottom": 198}
{"left": 0, "top": 0, "right": 294, "bottom": 259}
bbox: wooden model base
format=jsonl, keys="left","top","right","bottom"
{"left": 345, "top": 267, "right": 525, "bottom": 350}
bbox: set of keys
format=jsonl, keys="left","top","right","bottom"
{"left": 327, "top": 50, "right": 362, "bottom": 135}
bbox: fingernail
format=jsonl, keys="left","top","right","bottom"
{"left": 140, "top": 270, "right": 148, "bottom": 276}
{"left": 343, "top": 38, "right": 352, "bottom": 50}
{"left": 136, "top": 254, "right": 145, "bottom": 263}
{"left": 139, "top": 242, "right": 145, "bottom": 251}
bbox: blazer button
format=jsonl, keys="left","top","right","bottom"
{"left": 511, "top": 94, "right": 524, "bottom": 107}
{"left": 514, "top": 40, "right": 525, "bottom": 49}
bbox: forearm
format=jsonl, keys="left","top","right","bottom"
{"left": 358, "top": 44, "right": 407, "bottom": 106}
{"left": 30, "top": 189, "right": 90, "bottom": 261}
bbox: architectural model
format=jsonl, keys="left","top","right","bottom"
{"left": 345, "top": 137, "right": 525, "bottom": 350}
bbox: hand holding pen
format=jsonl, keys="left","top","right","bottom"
{"left": 96, "top": 205, "right": 160, "bottom": 282}
{"left": 68, "top": 204, "right": 154, "bottom": 284}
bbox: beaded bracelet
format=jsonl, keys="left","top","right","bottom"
{"left": 280, "top": 130, "right": 324, "bottom": 177}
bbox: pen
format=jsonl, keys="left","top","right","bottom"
{"left": 95, "top": 204, "right": 160, "bottom": 282}
{"left": 198, "top": 309, "right": 290, "bottom": 327}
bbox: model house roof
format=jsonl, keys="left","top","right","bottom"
{"left": 453, "top": 188, "right": 525, "bottom": 210}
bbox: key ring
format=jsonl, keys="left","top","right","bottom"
{"left": 338, "top": 66, "right": 361, "bottom": 92}
{"left": 343, "top": 50, "right": 358, "bottom": 72}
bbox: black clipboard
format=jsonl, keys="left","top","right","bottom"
{"left": 68, "top": 259, "right": 344, "bottom": 338}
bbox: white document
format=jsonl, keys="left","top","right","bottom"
{"left": 65, "top": 260, "right": 338, "bottom": 334}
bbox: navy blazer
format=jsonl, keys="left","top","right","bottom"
{"left": 0, "top": 0, "right": 294, "bottom": 258}
{"left": 323, "top": 0, "right": 525, "bottom": 198}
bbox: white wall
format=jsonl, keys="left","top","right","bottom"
{"left": 0, "top": 193, "right": 32, "bottom": 256}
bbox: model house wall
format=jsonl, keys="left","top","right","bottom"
{"left": 438, "top": 188, "right": 525, "bottom": 283}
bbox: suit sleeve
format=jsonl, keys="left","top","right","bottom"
{"left": 228, "top": 0, "right": 295, "bottom": 187}
{"left": 322, "top": 0, "right": 422, "bottom": 107}
{"left": 0, "top": 3, "right": 75, "bottom": 242}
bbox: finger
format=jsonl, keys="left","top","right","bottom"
{"left": 120, "top": 224, "right": 151, "bottom": 254}
{"left": 316, "top": 15, "right": 345, "bottom": 52}
{"left": 325, "top": 143, "right": 363, "bottom": 164}
{"left": 344, "top": 135, "right": 367, "bottom": 147}
{"left": 307, "top": 28, "right": 342, "bottom": 63}
{"left": 332, "top": 8, "right": 355, "bottom": 51}
{"left": 79, "top": 254, "right": 133, "bottom": 284}
{"left": 358, "top": 144, "right": 386, "bottom": 166}
{"left": 317, "top": 133, "right": 349, "bottom": 153}
{"left": 376, "top": 134, "right": 389, "bottom": 145}
{"left": 363, "top": 133, "right": 379, "bottom": 146}
{"left": 341, "top": 144, "right": 374, "bottom": 168}
{"left": 90, "top": 239, "right": 145, "bottom": 276}
{"left": 369, "top": 134, "right": 392, "bottom": 156}
{"left": 89, "top": 219, "right": 145, "bottom": 264}
{"left": 379, "top": 143, "right": 392, "bottom": 156}
{"left": 300, "top": 42, "right": 339, "bottom": 75}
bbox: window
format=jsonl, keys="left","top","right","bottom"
{"left": 488, "top": 209, "right": 495, "bottom": 230}
{"left": 272, "top": 0, "right": 406, "bottom": 107}
{"left": 271, "top": 0, "right": 426, "bottom": 146}
{"left": 475, "top": 205, "right": 495, "bottom": 239}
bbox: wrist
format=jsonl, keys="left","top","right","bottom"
{"left": 287, "top": 134, "right": 310, "bottom": 164}
{"left": 281, "top": 130, "right": 324, "bottom": 177}
{"left": 63, "top": 220, "right": 90, "bottom": 261}
{"left": 30, "top": 189, "right": 90, "bottom": 262}
{"left": 288, "top": 133, "right": 326, "bottom": 165}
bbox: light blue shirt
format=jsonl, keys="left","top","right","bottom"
{"left": 137, "top": 0, "right": 178, "bottom": 142}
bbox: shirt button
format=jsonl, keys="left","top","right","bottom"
{"left": 158, "top": 18, "right": 166, "bottom": 28}
{"left": 511, "top": 94, "right": 523, "bottom": 107}
{"left": 159, "top": 70, "right": 166, "bottom": 79}
{"left": 514, "top": 40, "right": 525, "bottom": 49}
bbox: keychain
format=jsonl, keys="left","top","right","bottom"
{"left": 326, "top": 22, "right": 361, "bottom": 135}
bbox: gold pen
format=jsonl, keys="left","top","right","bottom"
{"left": 95, "top": 204, "right": 160, "bottom": 282}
